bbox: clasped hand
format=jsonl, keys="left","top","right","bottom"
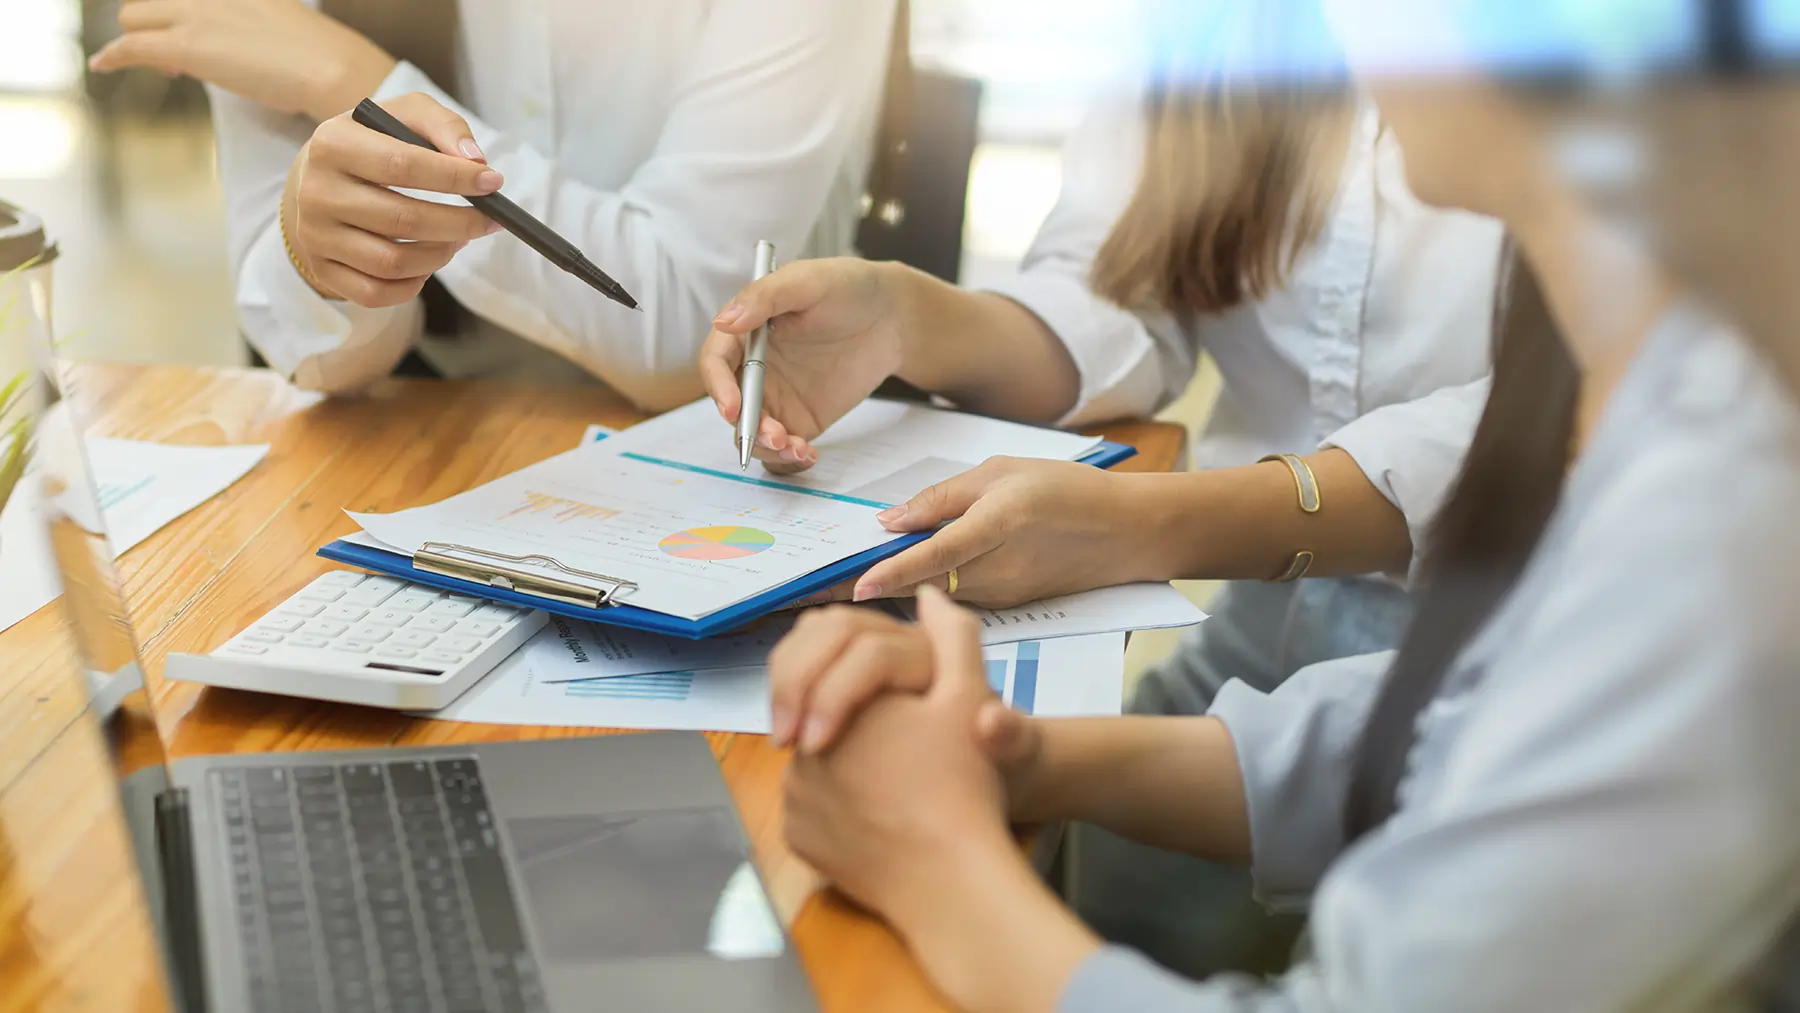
{"left": 780, "top": 588, "right": 1043, "bottom": 916}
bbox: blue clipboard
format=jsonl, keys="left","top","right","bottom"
{"left": 318, "top": 441, "right": 1138, "bottom": 640}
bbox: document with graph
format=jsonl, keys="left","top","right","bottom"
{"left": 426, "top": 631, "right": 1128, "bottom": 733}
{"left": 348, "top": 399, "right": 1103, "bottom": 621}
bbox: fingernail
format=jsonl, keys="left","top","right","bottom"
{"left": 780, "top": 446, "right": 805, "bottom": 463}
{"left": 475, "top": 169, "right": 504, "bottom": 193}
{"left": 714, "top": 304, "right": 745, "bottom": 326}
{"left": 87, "top": 52, "right": 106, "bottom": 70}
{"left": 458, "top": 138, "right": 485, "bottom": 160}
{"left": 852, "top": 583, "right": 880, "bottom": 603}
{"left": 876, "top": 506, "right": 904, "bottom": 524}
{"left": 798, "top": 591, "right": 832, "bottom": 607}
{"left": 800, "top": 717, "right": 828, "bottom": 753}
{"left": 485, "top": 220, "right": 504, "bottom": 235}
{"left": 771, "top": 709, "right": 794, "bottom": 745}
{"left": 759, "top": 433, "right": 781, "bottom": 451}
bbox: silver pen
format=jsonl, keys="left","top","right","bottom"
{"left": 736, "top": 240, "right": 778, "bottom": 470}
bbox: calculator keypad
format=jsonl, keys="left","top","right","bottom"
{"left": 225, "top": 573, "right": 528, "bottom": 675}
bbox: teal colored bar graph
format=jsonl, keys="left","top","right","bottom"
{"left": 982, "top": 643, "right": 1040, "bottom": 715}
{"left": 563, "top": 671, "right": 694, "bottom": 701}
{"left": 985, "top": 660, "right": 1008, "bottom": 694}
{"left": 1012, "top": 642, "right": 1039, "bottom": 714}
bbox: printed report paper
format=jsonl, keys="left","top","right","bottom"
{"left": 0, "top": 438, "right": 269, "bottom": 633}
{"left": 884, "top": 582, "right": 1208, "bottom": 645}
{"left": 427, "top": 631, "right": 1128, "bottom": 733}
{"left": 524, "top": 582, "right": 1206, "bottom": 684}
{"left": 351, "top": 399, "right": 1102, "bottom": 622}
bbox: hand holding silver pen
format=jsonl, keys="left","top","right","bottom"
{"left": 736, "top": 240, "right": 779, "bottom": 470}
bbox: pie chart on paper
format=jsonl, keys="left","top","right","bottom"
{"left": 658, "top": 526, "right": 777, "bottom": 561}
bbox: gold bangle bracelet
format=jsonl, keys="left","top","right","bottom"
{"left": 1259, "top": 453, "right": 1319, "bottom": 583}
{"left": 1259, "top": 453, "right": 1321, "bottom": 513}
{"left": 279, "top": 196, "right": 331, "bottom": 297}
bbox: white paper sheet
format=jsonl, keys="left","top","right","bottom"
{"left": 515, "top": 583, "right": 1204, "bottom": 686}
{"left": 885, "top": 583, "right": 1208, "bottom": 645}
{"left": 353, "top": 448, "right": 892, "bottom": 620}
{"left": 526, "top": 612, "right": 793, "bottom": 684}
{"left": 426, "top": 631, "right": 1128, "bottom": 732}
{"left": 0, "top": 439, "right": 269, "bottom": 634}
{"left": 605, "top": 399, "right": 1101, "bottom": 502}
{"left": 352, "top": 399, "right": 1102, "bottom": 622}
{"left": 74, "top": 439, "right": 269, "bottom": 552}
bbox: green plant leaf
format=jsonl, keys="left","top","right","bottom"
{"left": 0, "top": 415, "right": 32, "bottom": 515}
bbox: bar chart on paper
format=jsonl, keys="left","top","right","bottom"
{"left": 986, "top": 641, "right": 1043, "bottom": 714}
{"left": 503, "top": 490, "right": 622, "bottom": 523}
{"left": 564, "top": 671, "right": 696, "bottom": 701}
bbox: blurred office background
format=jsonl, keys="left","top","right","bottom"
{"left": 1, "top": 0, "right": 1220, "bottom": 669}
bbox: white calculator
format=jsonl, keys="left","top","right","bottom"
{"left": 165, "top": 571, "right": 547, "bottom": 710}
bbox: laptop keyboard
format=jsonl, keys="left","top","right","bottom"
{"left": 213, "top": 757, "right": 546, "bottom": 1013}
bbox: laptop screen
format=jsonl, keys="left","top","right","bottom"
{"left": 23, "top": 287, "right": 177, "bottom": 881}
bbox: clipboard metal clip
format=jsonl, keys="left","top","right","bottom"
{"left": 413, "top": 542, "right": 638, "bottom": 609}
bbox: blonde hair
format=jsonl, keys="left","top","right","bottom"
{"left": 1092, "top": 82, "right": 1354, "bottom": 318}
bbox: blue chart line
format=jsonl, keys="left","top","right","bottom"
{"left": 96, "top": 475, "right": 154, "bottom": 511}
{"left": 983, "top": 642, "right": 1042, "bottom": 716}
{"left": 620, "top": 451, "right": 893, "bottom": 509}
{"left": 563, "top": 671, "right": 694, "bottom": 702}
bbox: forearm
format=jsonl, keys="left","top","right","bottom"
{"left": 888, "top": 834, "right": 1101, "bottom": 1013}
{"left": 1011, "top": 716, "right": 1251, "bottom": 863}
{"left": 888, "top": 264, "right": 1082, "bottom": 424}
{"left": 1132, "top": 448, "right": 1414, "bottom": 581}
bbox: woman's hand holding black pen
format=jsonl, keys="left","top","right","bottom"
{"left": 282, "top": 93, "right": 504, "bottom": 307}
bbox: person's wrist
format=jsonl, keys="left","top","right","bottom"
{"left": 304, "top": 43, "right": 396, "bottom": 121}
{"left": 886, "top": 263, "right": 953, "bottom": 390}
{"left": 281, "top": 156, "right": 337, "bottom": 300}
{"left": 1002, "top": 727, "right": 1055, "bottom": 825}
{"left": 1107, "top": 473, "right": 1201, "bottom": 584}
{"left": 880, "top": 817, "right": 1020, "bottom": 937}
{"left": 898, "top": 831, "right": 1099, "bottom": 1013}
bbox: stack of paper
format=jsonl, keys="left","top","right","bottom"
{"left": 349, "top": 399, "right": 1104, "bottom": 622}
{"left": 522, "top": 582, "right": 1206, "bottom": 686}
{"left": 427, "top": 631, "right": 1134, "bottom": 734}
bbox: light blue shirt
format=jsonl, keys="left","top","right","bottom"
{"left": 1060, "top": 309, "right": 1800, "bottom": 1012}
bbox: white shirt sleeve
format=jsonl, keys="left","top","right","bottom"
{"left": 210, "top": 85, "right": 423, "bottom": 390}
{"left": 1321, "top": 376, "right": 1491, "bottom": 579}
{"left": 214, "top": 0, "right": 894, "bottom": 406}
{"left": 982, "top": 105, "right": 1198, "bottom": 428}
{"left": 1207, "top": 651, "right": 1394, "bottom": 912}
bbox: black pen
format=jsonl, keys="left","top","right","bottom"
{"left": 351, "top": 98, "right": 639, "bottom": 312}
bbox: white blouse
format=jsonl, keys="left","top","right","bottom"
{"left": 986, "top": 101, "right": 1505, "bottom": 569}
{"left": 210, "top": 0, "right": 896, "bottom": 409}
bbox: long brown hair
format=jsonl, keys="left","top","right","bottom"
{"left": 1344, "top": 245, "right": 1582, "bottom": 838}
{"left": 1091, "top": 79, "right": 1353, "bottom": 318}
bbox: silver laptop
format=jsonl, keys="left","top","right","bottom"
{"left": 28, "top": 338, "right": 815, "bottom": 1012}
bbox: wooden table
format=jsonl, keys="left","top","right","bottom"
{"left": 0, "top": 364, "right": 1186, "bottom": 1013}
